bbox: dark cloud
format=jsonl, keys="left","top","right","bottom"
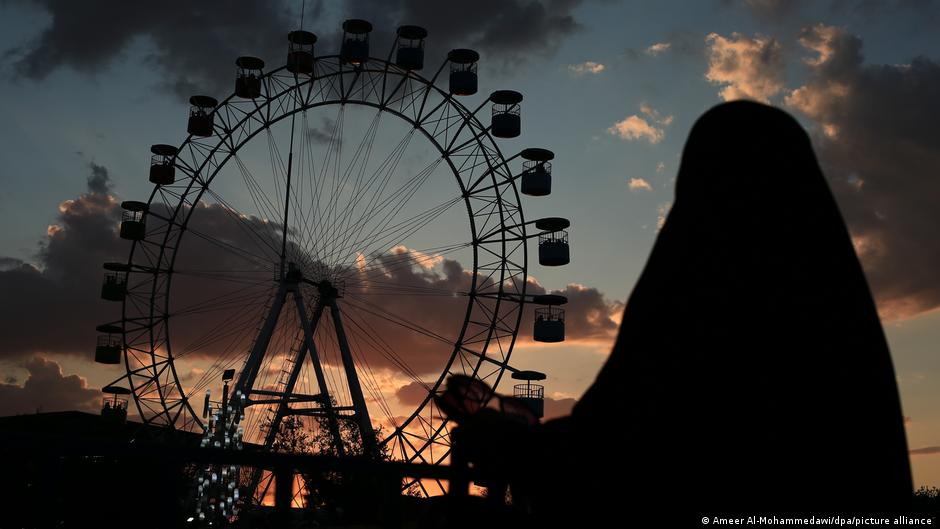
{"left": 0, "top": 161, "right": 621, "bottom": 380}
{"left": 542, "top": 395, "right": 575, "bottom": 420}
{"left": 827, "top": 0, "right": 940, "bottom": 22}
{"left": 910, "top": 446, "right": 940, "bottom": 456}
{"left": 0, "top": 165, "right": 122, "bottom": 357}
{"left": 86, "top": 161, "right": 112, "bottom": 195}
{"left": 0, "top": 256, "right": 25, "bottom": 271}
{"left": 0, "top": 356, "right": 100, "bottom": 416}
{"left": 306, "top": 116, "right": 337, "bottom": 145}
{"left": 723, "top": 0, "right": 940, "bottom": 25}
{"left": 342, "top": 0, "right": 586, "bottom": 70}
{"left": 6, "top": 0, "right": 294, "bottom": 99}
{"left": 395, "top": 379, "right": 431, "bottom": 406}
{"left": 784, "top": 24, "right": 940, "bottom": 319}
{"left": 735, "top": 0, "right": 811, "bottom": 20}
{"left": 5, "top": 0, "right": 592, "bottom": 99}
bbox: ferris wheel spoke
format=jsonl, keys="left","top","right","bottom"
{"left": 313, "top": 115, "right": 407, "bottom": 270}
{"left": 234, "top": 144, "right": 284, "bottom": 224}
{"left": 332, "top": 193, "right": 461, "bottom": 275}
{"left": 191, "top": 187, "right": 284, "bottom": 264}
{"left": 317, "top": 111, "right": 383, "bottom": 258}
{"left": 343, "top": 296, "right": 454, "bottom": 346}
{"left": 264, "top": 121, "right": 314, "bottom": 270}
{"left": 295, "top": 108, "right": 340, "bottom": 266}
{"left": 170, "top": 285, "right": 270, "bottom": 325}
{"left": 176, "top": 308, "right": 262, "bottom": 366}
{"left": 220, "top": 157, "right": 287, "bottom": 248}
{"left": 325, "top": 162, "right": 451, "bottom": 271}
{"left": 184, "top": 226, "right": 277, "bottom": 270}
{"left": 344, "top": 240, "right": 470, "bottom": 278}
{"left": 333, "top": 157, "right": 443, "bottom": 265}
{"left": 283, "top": 111, "right": 322, "bottom": 268}
{"left": 344, "top": 282, "right": 460, "bottom": 298}
{"left": 301, "top": 105, "right": 346, "bottom": 264}
{"left": 340, "top": 305, "right": 427, "bottom": 390}
{"left": 313, "top": 110, "right": 415, "bottom": 266}
{"left": 340, "top": 318, "right": 397, "bottom": 424}
{"left": 311, "top": 128, "right": 420, "bottom": 267}
{"left": 336, "top": 198, "right": 466, "bottom": 279}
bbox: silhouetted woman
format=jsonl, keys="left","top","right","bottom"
{"left": 529, "top": 101, "right": 912, "bottom": 524}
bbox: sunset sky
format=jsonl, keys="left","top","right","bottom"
{"left": 1, "top": 0, "right": 939, "bottom": 487}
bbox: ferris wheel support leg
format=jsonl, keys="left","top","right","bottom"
{"left": 234, "top": 282, "right": 289, "bottom": 395}
{"left": 258, "top": 298, "right": 324, "bottom": 451}
{"left": 293, "top": 292, "right": 347, "bottom": 457}
{"left": 328, "top": 299, "right": 378, "bottom": 456}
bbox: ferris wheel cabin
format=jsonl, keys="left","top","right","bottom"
{"left": 448, "top": 48, "right": 479, "bottom": 96}
{"left": 187, "top": 95, "right": 218, "bottom": 137}
{"left": 100, "top": 273, "right": 126, "bottom": 302}
{"left": 287, "top": 30, "right": 317, "bottom": 74}
{"left": 533, "top": 294, "right": 567, "bottom": 343}
{"left": 491, "top": 90, "right": 523, "bottom": 138}
{"left": 119, "top": 200, "right": 147, "bottom": 240}
{"left": 95, "top": 324, "right": 122, "bottom": 364}
{"left": 535, "top": 217, "right": 570, "bottom": 267}
{"left": 520, "top": 148, "right": 554, "bottom": 196}
{"left": 100, "top": 262, "right": 130, "bottom": 301}
{"left": 341, "top": 19, "right": 373, "bottom": 65}
{"left": 101, "top": 385, "right": 129, "bottom": 424}
{"left": 395, "top": 25, "right": 427, "bottom": 70}
{"left": 149, "top": 144, "right": 178, "bottom": 185}
{"left": 512, "top": 370, "right": 547, "bottom": 419}
{"left": 235, "top": 56, "right": 265, "bottom": 99}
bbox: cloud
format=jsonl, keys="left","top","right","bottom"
{"left": 343, "top": 0, "right": 588, "bottom": 70}
{"left": 0, "top": 162, "right": 622, "bottom": 382}
{"left": 6, "top": 0, "right": 595, "bottom": 98}
{"left": 395, "top": 380, "right": 432, "bottom": 406}
{"left": 607, "top": 103, "right": 673, "bottom": 144}
{"left": 656, "top": 201, "right": 673, "bottom": 231}
{"left": 628, "top": 178, "right": 653, "bottom": 192}
{"left": 0, "top": 167, "right": 123, "bottom": 359}
{"left": 86, "top": 162, "right": 113, "bottom": 195}
{"left": 306, "top": 117, "right": 338, "bottom": 145}
{"left": 645, "top": 42, "right": 671, "bottom": 56}
{"left": 623, "top": 31, "right": 703, "bottom": 62}
{"left": 5, "top": 0, "right": 295, "bottom": 100}
{"left": 729, "top": 0, "right": 940, "bottom": 26}
{"left": 704, "top": 32, "right": 786, "bottom": 102}
{"left": 784, "top": 24, "right": 940, "bottom": 320}
{"left": 608, "top": 116, "right": 664, "bottom": 144}
{"left": 543, "top": 395, "right": 576, "bottom": 420}
{"left": 567, "top": 60, "right": 605, "bottom": 75}
{"left": 0, "top": 356, "right": 100, "bottom": 416}
{"left": 734, "top": 0, "right": 811, "bottom": 20}
{"left": 639, "top": 103, "right": 674, "bottom": 126}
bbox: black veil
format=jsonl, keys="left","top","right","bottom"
{"left": 540, "top": 101, "right": 911, "bottom": 520}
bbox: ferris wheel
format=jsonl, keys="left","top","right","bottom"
{"left": 94, "top": 19, "right": 572, "bottom": 498}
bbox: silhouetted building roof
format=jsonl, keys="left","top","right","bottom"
{"left": 0, "top": 410, "right": 201, "bottom": 445}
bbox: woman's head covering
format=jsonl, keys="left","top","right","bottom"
{"left": 571, "top": 101, "right": 911, "bottom": 512}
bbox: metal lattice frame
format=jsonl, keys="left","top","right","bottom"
{"left": 108, "top": 54, "right": 531, "bottom": 494}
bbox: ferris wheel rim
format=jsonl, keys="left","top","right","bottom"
{"left": 113, "top": 53, "right": 529, "bottom": 466}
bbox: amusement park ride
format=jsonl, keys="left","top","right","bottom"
{"left": 93, "top": 15, "right": 572, "bottom": 520}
